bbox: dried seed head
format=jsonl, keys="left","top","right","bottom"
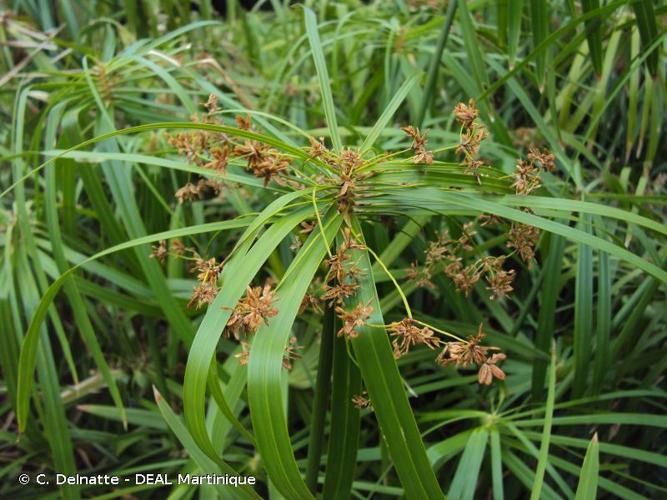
{"left": 402, "top": 125, "right": 434, "bottom": 164}
{"left": 478, "top": 213, "right": 502, "bottom": 226}
{"left": 175, "top": 183, "right": 201, "bottom": 204}
{"left": 322, "top": 282, "right": 360, "bottom": 304}
{"left": 436, "top": 324, "right": 493, "bottom": 367}
{"left": 282, "top": 336, "right": 303, "bottom": 370}
{"left": 389, "top": 318, "right": 442, "bottom": 358}
{"left": 235, "top": 114, "right": 252, "bottom": 130}
{"left": 456, "top": 126, "right": 487, "bottom": 159}
{"left": 188, "top": 282, "right": 219, "bottom": 309}
{"left": 307, "top": 136, "right": 328, "bottom": 159}
{"left": 512, "top": 159, "right": 541, "bottom": 195}
{"left": 527, "top": 146, "right": 556, "bottom": 172}
{"left": 192, "top": 256, "right": 224, "bottom": 284}
{"left": 149, "top": 240, "right": 168, "bottom": 263}
{"left": 225, "top": 283, "right": 279, "bottom": 340}
{"left": 204, "top": 145, "right": 229, "bottom": 172}
{"left": 205, "top": 93, "right": 218, "bottom": 115}
{"left": 335, "top": 303, "right": 373, "bottom": 340}
{"left": 407, "top": 262, "right": 436, "bottom": 289}
{"left": 449, "top": 264, "right": 481, "bottom": 296}
{"left": 352, "top": 391, "right": 371, "bottom": 409}
{"left": 171, "top": 239, "right": 186, "bottom": 256}
{"left": 477, "top": 353, "right": 507, "bottom": 385}
{"left": 436, "top": 324, "right": 507, "bottom": 385}
{"left": 235, "top": 341, "right": 250, "bottom": 365}
{"left": 507, "top": 223, "right": 540, "bottom": 265}
{"left": 486, "top": 269, "right": 516, "bottom": 300}
{"left": 454, "top": 99, "right": 480, "bottom": 127}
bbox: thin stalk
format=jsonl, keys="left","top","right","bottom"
{"left": 416, "top": 0, "right": 457, "bottom": 126}
{"left": 305, "top": 305, "right": 335, "bottom": 493}
{"left": 146, "top": 320, "right": 169, "bottom": 405}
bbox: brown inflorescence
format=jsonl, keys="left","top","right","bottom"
{"left": 389, "top": 318, "right": 442, "bottom": 358}
{"left": 352, "top": 390, "right": 371, "bottom": 409}
{"left": 402, "top": 125, "right": 433, "bottom": 164}
{"left": 225, "top": 283, "right": 279, "bottom": 340}
{"left": 455, "top": 99, "right": 488, "bottom": 181}
{"left": 436, "top": 324, "right": 507, "bottom": 385}
{"left": 335, "top": 302, "right": 373, "bottom": 340}
{"left": 410, "top": 222, "right": 516, "bottom": 301}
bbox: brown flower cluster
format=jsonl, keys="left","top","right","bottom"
{"left": 505, "top": 145, "right": 555, "bottom": 266}
{"left": 232, "top": 115, "right": 291, "bottom": 186}
{"left": 455, "top": 99, "right": 488, "bottom": 180}
{"left": 322, "top": 228, "right": 365, "bottom": 305}
{"left": 149, "top": 240, "right": 168, "bottom": 263}
{"left": 436, "top": 324, "right": 506, "bottom": 385}
{"left": 166, "top": 98, "right": 227, "bottom": 171}
{"left": 187, "top": 253, "right": 224, "bottom": 309}
{"left": 175, "top": 178, "right": 224, "bottom": 204}
{"left": 527, "top": 146, "right": 556, "bottom": 173}
{"left": 234, "top": 334, "right": 300, "bottom": 370}
{"left": 408, "top": 224, "right": 516, "bottom": 300}
{"left": 335, "top": 303, "right": 373, "bottom": 340}
{"left": 352, "top": 390, "right": 371, "bottom": 409}
{"left": 149, "top": 240, "right": 225, "bottom": 309}
{"left": 170, "top": 95, "right": 298, "bottom": 204}
{"left": 402, "top": 125, "right": 433, "bottom": 164}
{"left": 507, "top": 223, "right": 540, "bottom": 264}
{"left": 281, "top": 336, "right": 303, "bottom": 370}
{"left": 318, "top": 229, "right": 375, "bottom": 340}
{"left": 307, "top": 138, "right": 370, "bottom": 216}
{"left": 389, "top": 318, "right": 441, "bottom": 358}
{"left": 225, "top": 283, "right": 279, "bottom": 340}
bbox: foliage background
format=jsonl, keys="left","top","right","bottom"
{"left": 0, "top": 0, "right": 665, "bottom": 498}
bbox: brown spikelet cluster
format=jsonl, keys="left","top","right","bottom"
{"left": 281, "top": 336, "right": 303, "bottom": 370}
{"left": 225, "top": 282, "right": 296, "bottom": 371}
{"left": 225, "top": 283, "right": 278, "bottom": 340}
{"left": 389, "top": 318, "right": 441, "bottom": 358}
{"left": 149, "top": 240, "right": 168, "bottom": 263}
{"left": 505, "top": 145, "right": 555, "bottom": 266}
{"left": 307, "top": 136, "right": 328, "bottom": 159}
{"left": 527, "top": 146, "right": 556, "bottom": 173}
{"left": 232, "top": 115, "right": 291, "bottom": 186}
{"left": 409, "top": 224, "right": 515, "bottom": 300}
{"left": 352, "top": 390, "right": 371, "bottom": 410}
{"left": 175, "top": 178, "right": 225, "bottom": 204}
{"left": 335, "top": 148, "right": 369, "bottom": 215}
{"left": 187, "top": 252, "right": 224, "bottom": 309}
{"left": 436, "top": 324, "right": 507, "bottom": 385}
{"left": 166, "top": 98, "right": 226, "bottom": 169}
{"left": 455, "top": 99, "right": 488, "bottom": 180}
{"left": 507, "top": 223, "right": 540, "bottom": 264}
{"left": 148, "top": 240, "right": 226, "bottom": 310}
{"left": 317, "top": 228, "right": 374, "bottom": 340}
{"left": 170, "top": 95, "right": 298, "bottom": 204}
{"left": 335, "top": 303, "right": 373, "bottom": 340}
{"left": 235, "top": 341, "right": 250, "bottom": 366}
{"left": 402, "top": 125, "right": 433, "bottom": 164}
{"left": 322, "top": 228, "right": 366, "bottom": 305}
{"left": 306, "top": 138, "right": 370, "bottom": 216}
{"left": 93, "top": 63, "right": 115, "bottom": 104}
{"left": 299, "top": 278, "right": 324, "bottom": 315}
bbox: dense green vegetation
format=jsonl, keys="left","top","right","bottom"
{"left": 0, "top": 0, "right": 665, "bottom": 498}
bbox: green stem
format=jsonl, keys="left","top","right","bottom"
{"left": 416, "top": 0, "right": 458, "bottom": 127}
{"left": 305, "top": 306, "right": 335, "bottom": 493}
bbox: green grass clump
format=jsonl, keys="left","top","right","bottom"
{"left": 0, "top": 1, "right": 665, "bottom": 498}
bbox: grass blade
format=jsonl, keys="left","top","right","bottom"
{"left": 348, "top": 216, "right": 445, "bottom": 499}
{"left": 304, "top": 8, "right": 342, "bottom": 152}
{"left": 574, "top": 434, "right": 600, "bottom": 500}
{"left": 530, "top": 344, "right": 557, "bottom": 500}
